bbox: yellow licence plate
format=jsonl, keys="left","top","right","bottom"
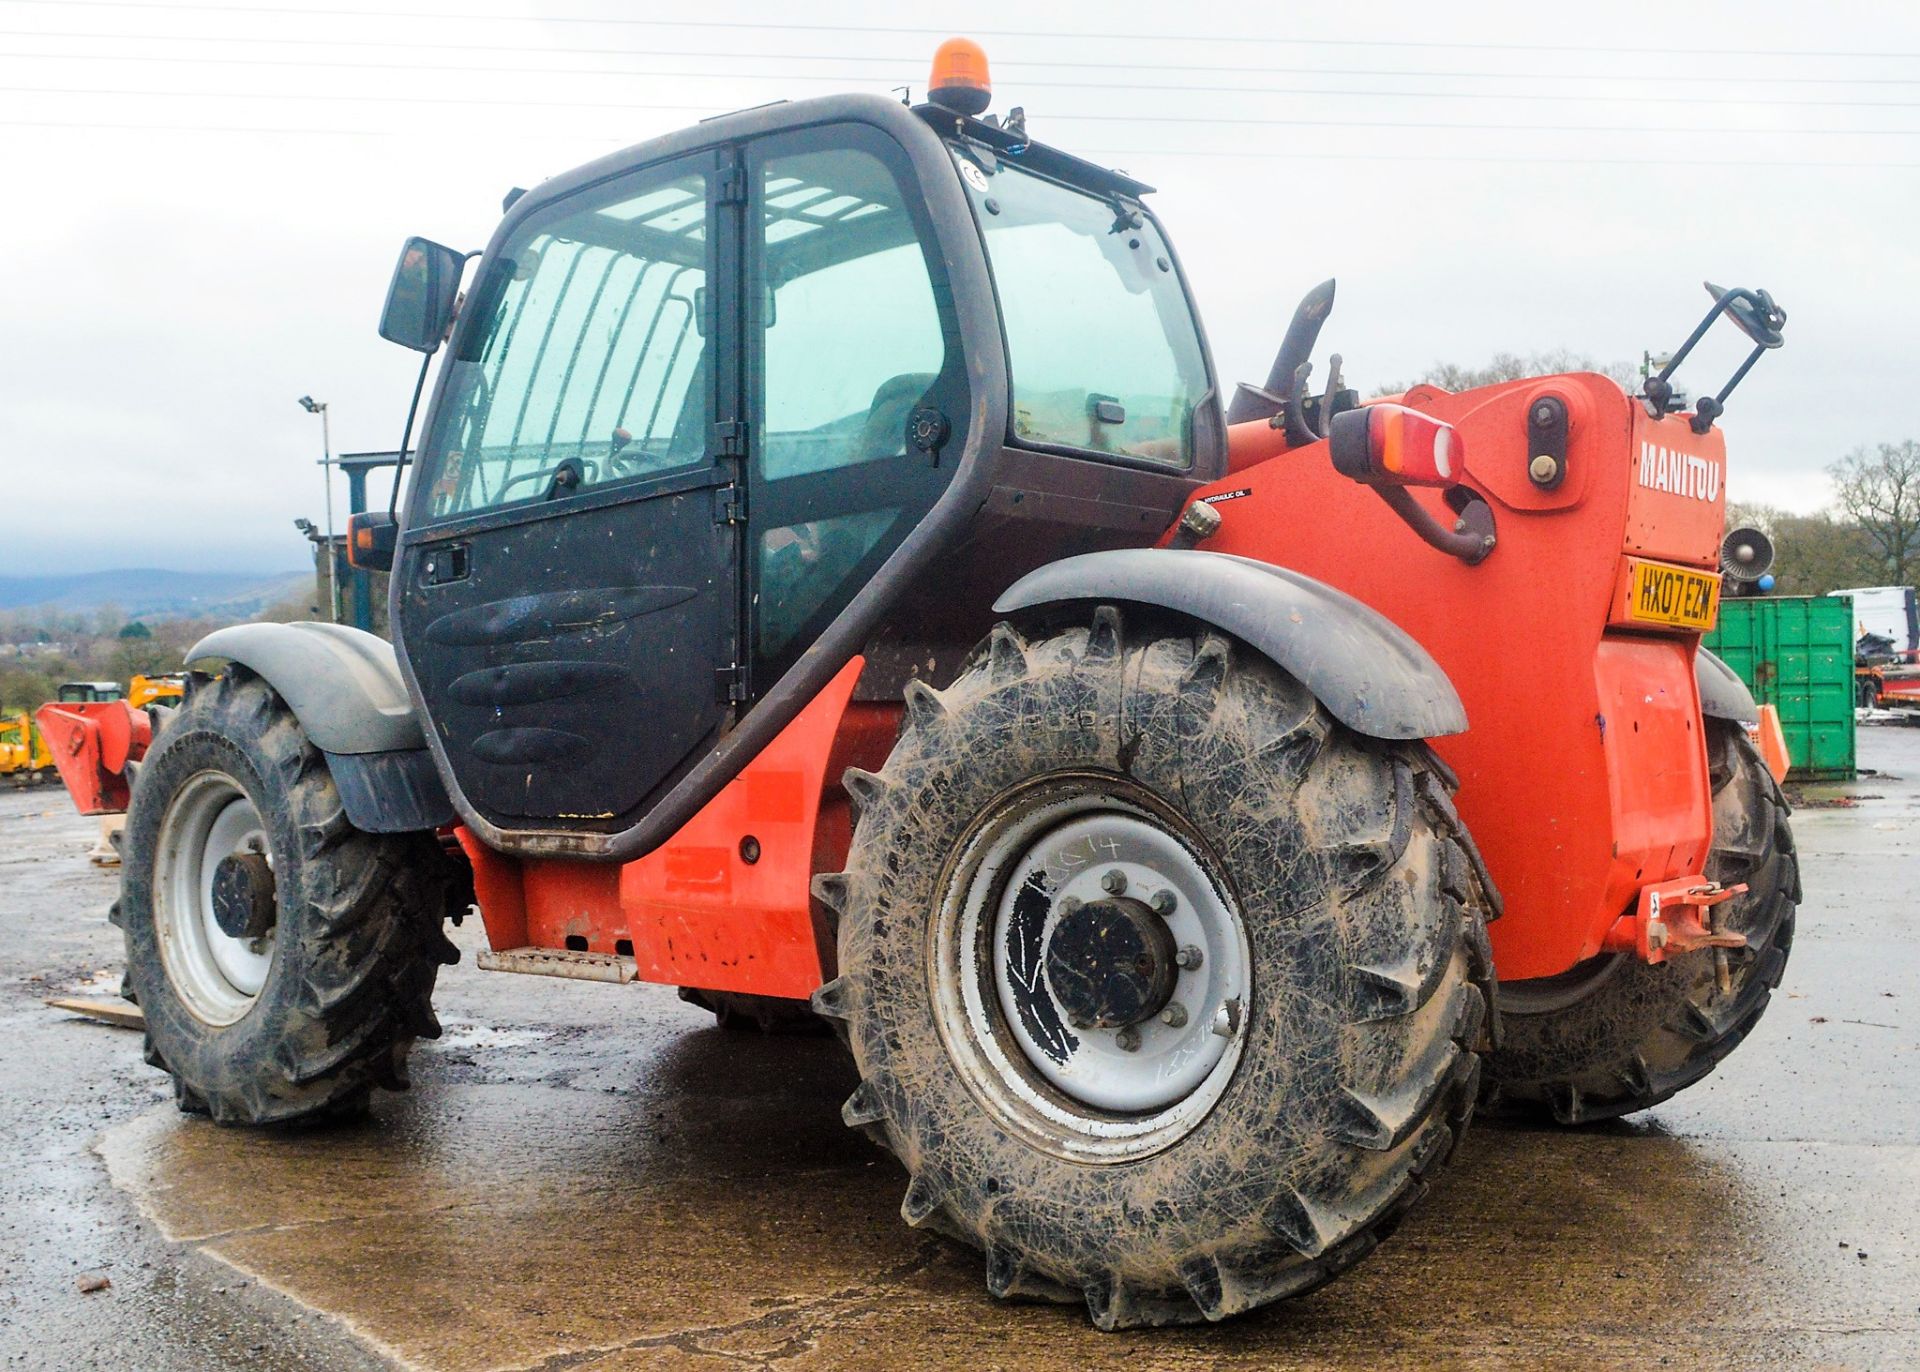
{"left": 1628, "top": 560, "right": 1720, "bottom": 630}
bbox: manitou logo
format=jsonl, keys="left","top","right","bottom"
{"left": 1638, "top": 441, "right": 1721, "bottom": 501}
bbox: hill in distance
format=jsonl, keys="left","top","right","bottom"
{"left": 0, "top": 569, "right": 311, "bottom": 621}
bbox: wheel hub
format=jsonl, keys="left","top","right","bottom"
{"left": 1044, "top": 896, "right": 1177, "bottom": 1030}
{"left": 153, "top": 773, "right": 276, "bottom": 1026}
{"left": 937, "top": 784, "right": 1253, "bottom": 1160}
{"left": 210, "top": 851, "right": 276, "bottom": 941}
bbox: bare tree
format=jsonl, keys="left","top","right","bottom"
{"left": 1374, "top": 350, "right": 1639, "bottom": 397}
{"left": 1726, "top": 501, "right": 1883, "bottom": 595}
{"left": 1828, "top": 441, "right": 1920, "bottom": 586}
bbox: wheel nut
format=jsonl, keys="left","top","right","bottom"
{"left": 1058, "top": 895, "right": 1082, "bottom": 916}
{"left": 1175, "top": 945, "right": 1203, "bottom": 970}
{"left": 1115, "top": 1026, "right": 1141, "bottom": 1052}
{"left": 1160, "top": 1003, "right": 1188, "bottom": 1028}
{"left": 1149, "top": 889, "right": 1176, "bottom": 916}
{"left": 1100, "top": 869, "right": 1128, "bottom": 896}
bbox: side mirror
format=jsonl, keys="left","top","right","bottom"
{"left": 347, "top": 511, "right": 398, "bottom": 572}
{"left": 378, "top": 236, "right": 465, "bottom": 353}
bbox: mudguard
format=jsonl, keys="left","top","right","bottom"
{"left": 1695, "top": 646, "right": 1760, "bottom": 726}
{"left": 184, "top": 622, "right": 453, "bottom": 831}
{"left": 993, "top": 549, "right": 1467, "bottom": 739}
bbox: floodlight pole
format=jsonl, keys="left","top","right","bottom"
{"left": 300, "top": 396, "right": 338, "bottom": 623}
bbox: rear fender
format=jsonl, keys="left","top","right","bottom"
{"left": 993, "top": 549, "right": 1466, "bottom": 739}
{"left": 184, "top": 622, "right": 453, "bottom": 832}
{"left": 1695, "top": 646, "right": 1759, "bottom": 726}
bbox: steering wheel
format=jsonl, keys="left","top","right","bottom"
{"left": 1706, "top": 282, "right": 1787, "bottom": 350}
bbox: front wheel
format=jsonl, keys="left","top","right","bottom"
{"left": 813, "top": 609, "right": 1497, "bottom": 1328}
{"left": 119, "top": 671, "right": 462, "bottom": 1124}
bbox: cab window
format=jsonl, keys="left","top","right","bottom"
{"left": 417, "top": 162, "right": 711, "bottom": 519}
{"left": 748, "top": 129, "right": 965, "bottom": 684}
{"left": 967, "top": 157, "right": 1209, "bottom": 468}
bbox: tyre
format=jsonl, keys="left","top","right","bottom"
{"left": 1858, "top": 677, "right": 1880, "bottom": 709}
{"left": 1481, "top": 718, "right": 1798, "bottom": 1124}
{"left": 811, "top": 608, "right": 1497, "bottom": 1329}
{"left": 119, "top": 670, "right": 463, "bottom": 1124}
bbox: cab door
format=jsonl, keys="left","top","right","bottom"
{"left": 395, "top": 151, "right": 744, "bottom": 833}
{"left": 743, "top": 123, "right": 970, "bottom": 693}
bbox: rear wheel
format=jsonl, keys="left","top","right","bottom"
{"left": 677, "top": 986, "right": 823, "bottom": 1034}
{"left": 1482, "top": 719, "right": 1798, "bottom": 1123}
{"left": 813, "top": 609, "right": 1497, "bottom": 1328}
{"left": 119, "top": 671, "right": 462, "bottom": 1124}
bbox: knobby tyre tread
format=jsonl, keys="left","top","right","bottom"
{"left": 119, "top": 670, "right": 462, "bottom": 1125}
{"left": 811, "top": 609, "right": 1498, "bottom": 1328}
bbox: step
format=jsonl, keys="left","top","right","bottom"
{"left": 474, "top": 946, "right": 637, "bottom": 984}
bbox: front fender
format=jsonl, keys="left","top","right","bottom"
{"left": 994, "top": 550, "right": 1466, "bottom": 739}
{"left": 184, "top": 622, "right": 452, "bottom": 831}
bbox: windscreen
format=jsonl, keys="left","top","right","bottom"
{"left": 966, "top": 155, "right": 1210, "bottom": 467}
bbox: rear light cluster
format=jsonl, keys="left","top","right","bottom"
{"left": 1330, "top": 404, "right": 1462, "bottom": 488}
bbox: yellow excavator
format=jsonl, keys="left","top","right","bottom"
{"left": 127, "top": 674, "right": 186, "bottom": 710}
{"left": 0, "top": 710, "right": 55, "bottom": 787}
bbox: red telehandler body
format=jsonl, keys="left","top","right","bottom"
{"left": 92, "top": 39, "right": 1794, "bottom": 1328}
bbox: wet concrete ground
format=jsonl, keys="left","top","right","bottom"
{"left": 1, "top": 730, "right": 1916, "bottom": 1370}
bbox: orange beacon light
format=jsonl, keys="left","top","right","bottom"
{"left": 928, "top": 37, "right": 991, "bottom": 116}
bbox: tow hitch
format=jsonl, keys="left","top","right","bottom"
{"left": 1603, "top": 877, "right": 1748, "bottom": 965}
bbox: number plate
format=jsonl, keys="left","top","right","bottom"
{"left": 1627, "top": 559, "right": 1721, "bottom": 630}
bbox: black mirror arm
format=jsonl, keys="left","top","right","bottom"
{"left": 1689, "top": 341, "right": 1770, "bottom": 435}
{"left": 1646, "top": 282, "right": 1786, "bottom": 423}
{"left": 1371, "top": 485, "right": 1497, "bottom": 565}
{"left": 386, "top": 350, "right": 434, "bottom": 518}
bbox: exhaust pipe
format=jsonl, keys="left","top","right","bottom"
{"left": 1226, "top": 278, "right": 1336, "bottom": 445}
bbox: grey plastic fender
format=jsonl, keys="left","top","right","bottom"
{"left": 184, "top": 622, "right": 452, "bottom": 832}
{"left": 186, "top": 622, "right": 421, "bottom": 752}
{"left": 994, "top": 549, "right": 1467, "bottom": 740}
{"left": 1695, "top": 646, "right": 1759, "bottom": 726}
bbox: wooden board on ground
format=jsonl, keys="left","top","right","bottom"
{"left": 45, "top": 996, "right": 144, "bottom": 1030}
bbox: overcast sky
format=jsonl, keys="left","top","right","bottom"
{"left": 1, "top": 0, "right": 1915, "bottom": 574}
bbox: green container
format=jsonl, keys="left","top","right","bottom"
{"left": 1702, "top": 595, "right": 1856, "bottom": 780}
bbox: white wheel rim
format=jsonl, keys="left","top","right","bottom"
{"left": 933, "top": 778, "right": 1251, "bottom": 1163}
{"left": 154, "top": 770, "right": 275, "bottom": 1026}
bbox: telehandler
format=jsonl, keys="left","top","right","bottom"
{"left": 115, "top": 39, "right": 1795, "bottom": 1328}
